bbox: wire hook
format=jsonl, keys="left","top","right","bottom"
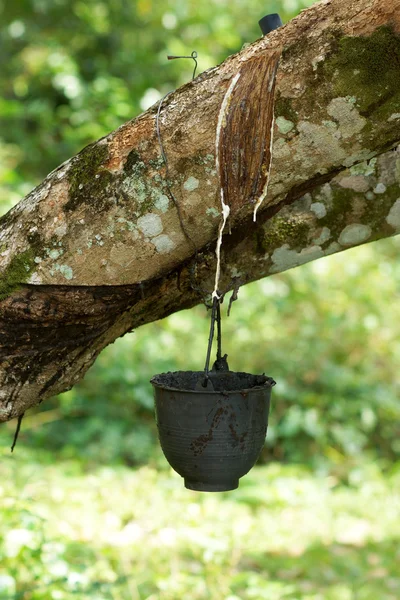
{"left": 167, "top": 50, "right": 198, "bottom": 80}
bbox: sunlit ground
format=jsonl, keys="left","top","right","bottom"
{"left": 1, "top": 446, "right": 399, "bottom": 600}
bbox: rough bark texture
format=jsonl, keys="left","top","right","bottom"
{"left": 2, "top": 0, "right": 400, "bottom": 422}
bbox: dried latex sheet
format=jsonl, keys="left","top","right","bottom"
{"left": 213, "top": 49, "right": 281, "bottom": 298}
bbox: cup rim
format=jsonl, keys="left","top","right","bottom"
{"left": 150, "top": 370, "right": 276, "bottom": 395}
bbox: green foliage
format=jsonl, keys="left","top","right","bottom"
{"left": 0, "top": 453, "right": 399, "bottom": 600}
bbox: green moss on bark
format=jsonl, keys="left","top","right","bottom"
{"left": 325, "top": 26, "right": 400, "bottom": 117}
{"left": 64, "top": 143, "right": 114, "bottom": 212}
{"left": 124, "top": 149, "right": 142, "bottom": 172}
{"left": 274, "top": 93, "right": 298, "bottom": 126}
{"left": 317, "top": 183, "right": 400, "bottom": 242}
{"left": 287, "top": 25, "right": 400, "bottom": 149}
{"left": 359, "top": 184, "right": 400, "bottom": 236}
{"left": 261, "top": 217, "right": 310, "bottom": 252}
{"left": 318, "top": 187, "right": 355, "bottom": 239}
{"left": 0, "top": 249, "right": 35, "bottom": 301}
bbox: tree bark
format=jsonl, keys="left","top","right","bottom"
{"left": 1, "top": 0, "right": 400, "bottom": 422}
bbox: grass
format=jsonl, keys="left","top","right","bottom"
{"left": 0, "top": 446, "right": 399, "bottom": 600}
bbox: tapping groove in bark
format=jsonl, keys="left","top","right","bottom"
{"left": 217, "top": 50, "right": 281, "bottom": 218}
{"left": 1, "top": 0, "right": 400, "bottom": 422}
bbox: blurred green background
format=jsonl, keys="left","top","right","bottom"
{"left": 0, "top": 0, "right": 399, "bottom": 598}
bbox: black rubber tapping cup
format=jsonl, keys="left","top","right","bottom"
{"left": 259, "top": 13, "right": 283, "bottom": 36}
{"left": 151, "top": 370, "right": 276, "bottom": 492}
